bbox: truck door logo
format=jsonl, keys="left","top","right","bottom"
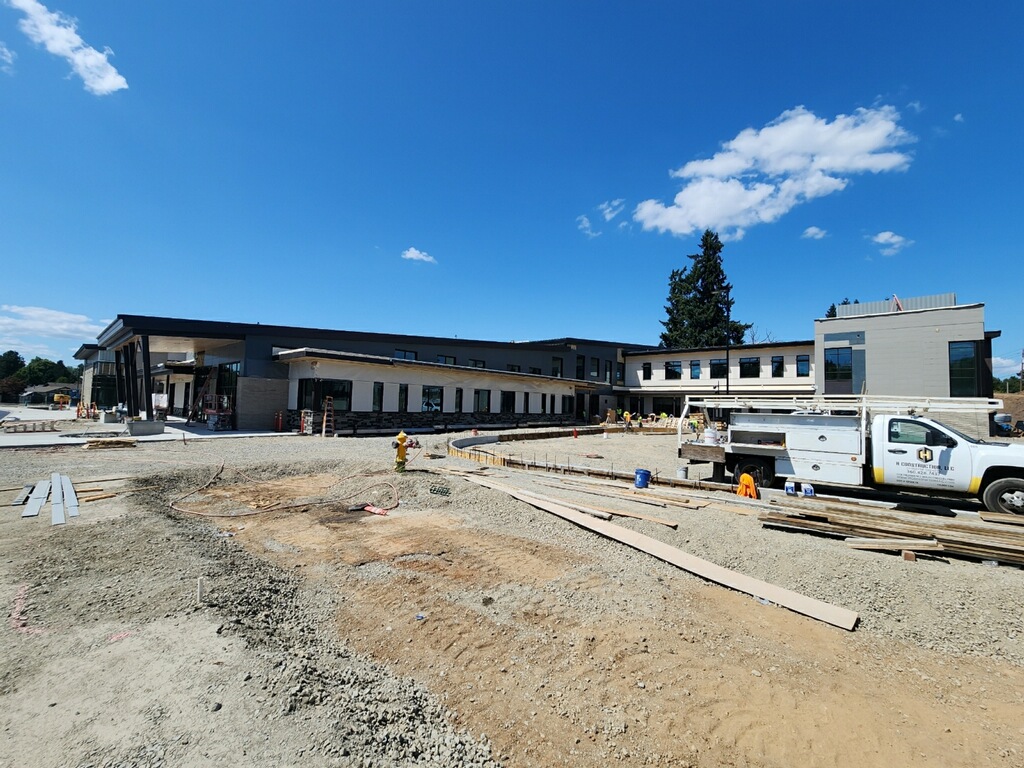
{"left": 917, "top": 447, "right": 933, "bottom": 463}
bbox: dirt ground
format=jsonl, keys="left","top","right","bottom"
{"left": 2, "top": 435, "right": 1024, "bottom": 767}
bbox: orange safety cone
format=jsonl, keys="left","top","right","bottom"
{"left": 573, "top": 428, "right": 578, "bottom": 438}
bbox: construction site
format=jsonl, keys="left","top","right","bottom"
{"left": 2, "top": 395, "right": 1024, "bottom": 767}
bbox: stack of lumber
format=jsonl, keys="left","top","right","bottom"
{"left": 760, "top": 498, "right": 1024, "bottom": 565}
{"left": 3, "top": 419, "right": 59, "bottom": 433}
{"left": 85, "top": 437, "right": 137, "bottom": 449}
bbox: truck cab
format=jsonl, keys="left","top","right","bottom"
{"left": 873, "top": 414, "right": 1024, "bottom": 514}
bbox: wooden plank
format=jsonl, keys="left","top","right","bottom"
{"left": 463, "top": 474, "right": 858, "bottom": 631}
{"left": 22, "top": 479, "right": 50, "bottom": 518}
{"left": 979, "top": 512, "right": 1024, "bottom": 526}
{"left": 565, "top": 502, "right": 678, "bottom": 529}
{"left": 845, "top": 537, "right": 943, "bottom": 551}
{"left": 62, "top": 475, "right": 79, "bottom": 518}
{"left": 51, "top": 472, "right": 65, "bottom": 525}
{"left": 11, "top": 484, "right": 34, "bottom": 506}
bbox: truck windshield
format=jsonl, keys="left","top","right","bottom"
{"left": 938, "top": 423, "right": 982, "bottom": 445}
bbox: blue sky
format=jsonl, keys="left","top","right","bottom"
{"left": 1, "top": 2, "right": 1021, "bottom": 377}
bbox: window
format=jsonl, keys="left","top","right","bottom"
{"left": 824, "top": 347, "right": 853, "bottom": 394}
{"left": 523, "top": 392, "right": 530, "bottom": 413}
{"left": 710, "top": 359, "right": 727, "bottom": 378}
{"left": 394, "top": 349, "right": 417, "bottom": 361}
{"left": 529, "top": 367, "right": 542, "bottom": 375}
{"left": 551, "top": 357, "right": 563, "bottom": 377}
{"left": 689, "top": 360, "right": 701, "bottom": 379}
{"left": 473, "top": 389, "right": 491, "bottom": 413}
{"left": 888, "top": 419, "right": 934, "bottom": 445}
{"left": 604, "top": 361, "right": 612, "bottom": 384}
{"left": 771, "top": 356, "right": 784, "bottom": 378}
{"left": 739, "top": 357, "right": 760, "bottom": 378}
{"left": 437, "top": 354, "right": 455, "bottom": 365}
{"left": 949, "top": 341, "right": 979, "bottom": 397}
{"left": 642, "top": 362, "right": 652, "bottom": 380}
{"left": 500, "top": 391, "right": 515, "bottom": 413}
{"left": 455, "top": 388, "right": 463, "bottom": 412}
{"left": 398, "top": 383, "right": 408, "bottom": 412}
{"left": 469, "top": 359, "right": 486, "bottom": 369}
{"left": 796, "top": 354, "right": 810, "bottom": 377}
{"left": 541, "top": 393, "right": 547, "bottom": 412}
{"left": 372, "top": 381, "right": 383, "bottom": 412}
{"left": 652, "top": 396, "right": 679, "bottom": 417}
{"left": 297, "top": 379, "right": 352, "bottom": 411}
{"left": 576, "top": 355, "right": 586, "bottom": 379}
{"left": 422, "top": 385, "right": 443, "bottom": 412}
{"left": 561, "top": 395, "right": 574, "bottom": 413}
{"left": 664, "top": 361, "right": 682, "bottom": 380}
{"left": 615, "top": 362, "right": 624, "bottom": 383}
{"left": 507, "top": 364, "right": 521, "bottom": 372}
{"left": 590, "top": 357, "right": 599, "bottom": 377}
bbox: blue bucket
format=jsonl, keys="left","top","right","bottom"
{"left": 634, "top": 468, "right": 651, "bottom": 489}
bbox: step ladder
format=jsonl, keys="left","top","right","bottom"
{"left": 321, "top": 396, "right": 335, "bottom": 437}
{"left": 186, "top": 367, "right": 217, "bottom": 424}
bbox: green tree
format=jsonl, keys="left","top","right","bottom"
{"left": 660, "top": 229, "right": 750, "bottom": 348}
{"left": 0, "top": 350, "right": 25, "bottom": 379}
{"left": 0, "top": 371, "right": 27, "bottom": 402}
{"left": 825, "top": 303, "right": 837, "bottom": 318}
{"left": 22, "top": 357, "right": 59, "bottom": 387}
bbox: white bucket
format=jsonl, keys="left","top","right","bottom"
{"left": 676, "top": 466, "right": 689, "bottom": 480}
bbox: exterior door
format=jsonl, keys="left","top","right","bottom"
{"left": 880, "top": 418, "right": 973, "bottom": 492}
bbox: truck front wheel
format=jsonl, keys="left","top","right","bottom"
{"left": 982, "top": 477, "right": 1024, "bottom": 515}
{"left": 733, "top": 458, "right": 774, "bottom": 488}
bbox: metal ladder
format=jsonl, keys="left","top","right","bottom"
{"left": 321, "top": 396, "right": 335, "bottom": 437}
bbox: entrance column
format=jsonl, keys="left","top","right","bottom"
{"left": 114, "top": 349, "right": 126, "bottom": 405}
{"left": 140, "top": 335, "right": 154, "bottom": 421}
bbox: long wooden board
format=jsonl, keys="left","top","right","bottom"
{"left": 11, "top": 484, "right": 34, "bottom": 506}
{"left": 22, "top": 479, "right": 50, "bottom": 518}
{"left": 61, "top": 475, "right": 79, "bottom": 518}
{"left": 51, "top": 472, "right": 65, "bottom": 525}
{"left": 845, "top": 537, "right": 943, "bottom": 551}
{"left": 462, "top": 474, "right": 858, "bottom": 631}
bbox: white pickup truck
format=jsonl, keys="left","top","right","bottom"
{"left": 678, "top": 396, "right": 1024, "bottom": 515}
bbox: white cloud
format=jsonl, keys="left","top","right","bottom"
{"left": 907, "top": 100, "right": 924, "bottom": 114}
{"left": 400, "top": 247, "right": 436, "bottom": 264}
{"left": 801, "top": 226, "right": 827, "bottom": 240}
{"left": 634, "top": 105, "right": 915, "bottom": 241}
{"left": 0, "top": 42, "right": 15, "bottom": 73}
{"left": 992, "top": 356, "right": 1022, "bottom": 378}
{"left": 870, "top": 230, "right": 914, "bottom": 256}
{"left": 0, "top": 304, "right": 104, "bottom": 339}
{"left": 7, "top": 0, "right": 127, "bottom": 95}
{"left": 597, "top": 199, "right": 625, "bottom": 221}
{"left": 953, "top": 113, "right": 964, "bottom": 123}
{"left": 576, "top": 214, "right": 600, "bottom": 238}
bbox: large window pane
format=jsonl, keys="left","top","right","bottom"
{"left": 739, "top": 357, "right": 760, "bottom": 378}
{"left": 422, "top": 385, "right": 443, "bottom": 412}
{"left": 664, "top": 361, "right": 682, "bottom": 380}
{"left": 710, "top": 359, "right": 727, "bottom": 378}
{"left": 949, "top": 341, "right": 978, "bottom": 396}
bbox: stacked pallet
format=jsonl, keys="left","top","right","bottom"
{"left": 3, "top": 420, "right": 59, "bottom": 433}
{"left": 759, "top": 498, "right": 1024, "bottom": 565}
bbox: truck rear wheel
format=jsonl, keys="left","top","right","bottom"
{"left": 733, "top": 458, "right": 774, "bottom": 488}
{"left": 982, "top": 477, "right": 1024, "bottom": 515}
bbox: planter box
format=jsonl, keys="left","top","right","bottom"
{"left": 125, "top": 420, "right": 165, "bottom": 436}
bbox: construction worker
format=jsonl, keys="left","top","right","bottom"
{"left": 623, "top": 410, "right": 632, "bottom": 431}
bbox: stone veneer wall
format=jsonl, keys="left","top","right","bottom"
{"left": 285, "top": 409, "right": 577, "bottom": 434}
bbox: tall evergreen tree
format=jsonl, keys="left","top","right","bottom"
{"left": 660, "top": 229, "right": 750, "bottom": 348}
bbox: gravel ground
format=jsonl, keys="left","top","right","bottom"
{"left": 3, "top": 427, "right": 1024, "bottom": 766}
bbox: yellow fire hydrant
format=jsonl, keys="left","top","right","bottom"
{"left": 393, "top": 430, "right": 408, "bottom": 472}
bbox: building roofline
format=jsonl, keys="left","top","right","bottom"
{"left": 624, "top": 339, "right": 814, "bottom": 357}
{"left": 273, "top": 347, "right": 597, "bottom": 388}
{"left": 95, "top": 314, "right": 639, "bottom": 353}
{"left": 815, "top": 303, "right": 985, "bottom": 323}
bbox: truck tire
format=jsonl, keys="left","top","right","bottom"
{"left": 982, "top": 477, "right": 1024, "bottom": 515}
{"left": 733, "top": 458, "right": 774, "bottom": 488}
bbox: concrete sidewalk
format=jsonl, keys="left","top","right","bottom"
{"left": 0, "top": 406, "right": 292, "bottom": 449}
